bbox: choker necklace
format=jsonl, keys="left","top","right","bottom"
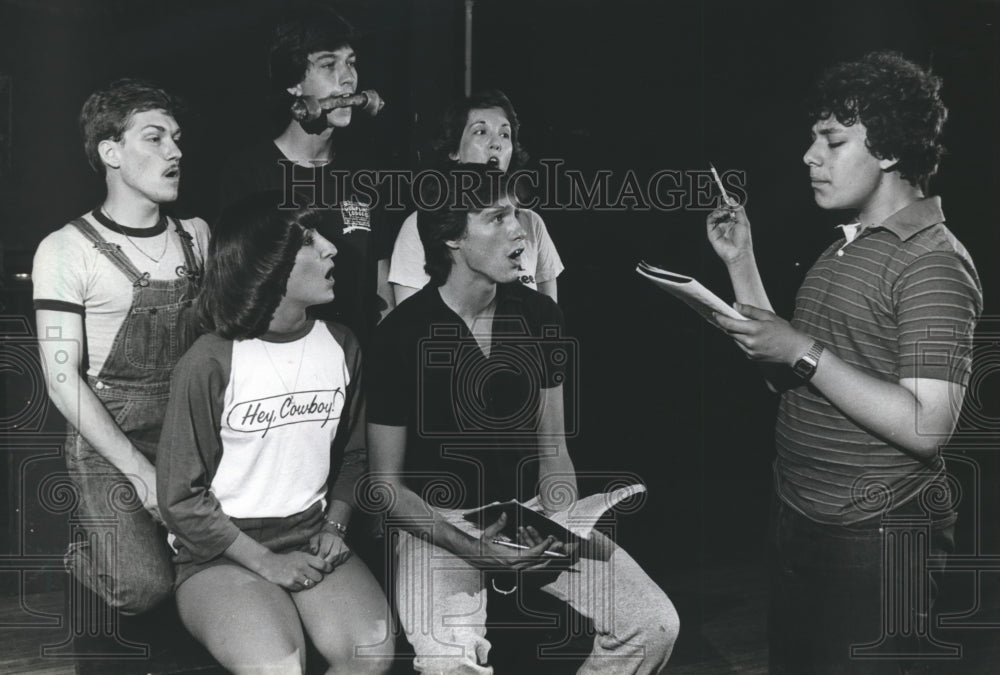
{"left": 96, "top": 207, "right": 170, "bottom": 264}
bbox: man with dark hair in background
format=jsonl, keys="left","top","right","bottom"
{"left": 219, "top": 1, "right": 392, "bottom": 343}
{"left": 33, "top": 78, "right": 210, "bottom": 614}
{"left": 707, "top": 51, "right": 982, "bottom": 672}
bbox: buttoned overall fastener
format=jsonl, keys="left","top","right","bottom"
{"left": 62, "top": 216, "right": 202, "bottom": 614}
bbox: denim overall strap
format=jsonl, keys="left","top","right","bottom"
{"left": 69, "top": 217, "right": 151, "bottom": 288}
{"left": 77, "top": 215, "right": 201, "bottom": 391}
{"left": 171, "top": 217, "right": 202, "bottom": 292}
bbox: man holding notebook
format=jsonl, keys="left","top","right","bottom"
{"left": 368, "top": 164, "right": 678, "bottom": 674}
{"left": 707, "top": 51, "right": 982, "bottom": 672}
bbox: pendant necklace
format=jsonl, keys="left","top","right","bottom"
{"left": 99, "top": 207, "right": 170, "bottom": 264}
{"left": 261, "top": 335, "right": 308, "bottom": 394}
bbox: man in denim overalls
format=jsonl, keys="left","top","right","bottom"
{"left": 33, "top": 79, "right": 210, "bottom": 614}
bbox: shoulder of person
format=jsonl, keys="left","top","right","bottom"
{"left": 319, "top": 320, "right": 360, "bottom": 355}
{"left": 175, "top": 215, "right": 210, "bottom": 236}
{"left": 34, "top": 215, "right": 102, "bottom": 264}
{"left": 181, "top": 331, "right": 230, "bottom": 362}
{"left": 399, "top": 210, "right": 419, "bottom": 234}
{"left": 36, "top": 219, "right": 89, "bottom": 250}
{"left": 172, "top": 332, "right": 232, "bottom": 380}
{"left": 377, "top": 286, "right": 441, "bottom": 334}
{"left": 501, "top": 283, "right": 563, "bottom": 329}
{"left": 172, "top": 215, "right": 211, "bottom": 257}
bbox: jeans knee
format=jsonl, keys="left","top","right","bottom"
{"left": 108, "top": 569, "right": 173, "bottom": 615}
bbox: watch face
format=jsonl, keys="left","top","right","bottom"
{"left": 793, "top": 356, "right": 817, "bottom": 379}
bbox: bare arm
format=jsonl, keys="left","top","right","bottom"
{"left": 706, "top": 204, "right": 792, "bottom": 391}
{"left": 707, "top": 204, "right": 774, "bottom": 312}
{"left": 716, "top": 305, "right": 965, "bottom": 460}
{"left": 36, "top": 309, "right": 161, "bottom": 520}
{"left": 367, "top": 423, "right": 478, "bottom": 553}
{"left": 536, "top": 384, "right": 577, "bottom": 512}
{"left": 368, "top": 422, "right": 559, "bottom": 567}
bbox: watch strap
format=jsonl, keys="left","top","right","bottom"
{"left": 793, "top": 341, "right": 825, "bottom": 380}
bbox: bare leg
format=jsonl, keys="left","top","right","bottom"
{"left": 293, "top": 554, "right": 394, "bottom": 674}
{"left": 176, "top": 564, "right": 306, "bottom": 675}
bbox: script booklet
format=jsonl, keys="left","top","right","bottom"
{"left": 636, "top": 261, "right": 747, "bottom": 329}
{"left": 461, "top": 483, "right": 646, "bottom": 545}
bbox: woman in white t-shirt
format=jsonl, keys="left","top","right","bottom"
{"left": 389, "top": 90, "right": 564, "bottom": 306}
{"left": 158, "top": 193, "right": 392, "bottom": 674}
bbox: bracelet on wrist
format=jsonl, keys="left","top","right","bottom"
{"left": 323, "top": 519, "right": 348, "bottom": 537}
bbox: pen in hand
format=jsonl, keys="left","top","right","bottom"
{"left": 709, "top": 162, "right": 739, "bottom": 208}
{"left": 491, "top": 538, "right": 568, "bottom": 558}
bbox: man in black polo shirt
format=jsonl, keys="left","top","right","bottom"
{"left": 369, "top": 164, "right": 678, "bottom": 674}
{"left": 707, "top": 51, "right": 982, "bottom": 672}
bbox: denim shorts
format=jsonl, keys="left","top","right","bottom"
{"left": 173, "top": 501, "right": 325, "bottom": 589}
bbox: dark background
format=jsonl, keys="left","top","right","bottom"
{"left": 1, "top": 0, "right": 997, "bottom": 620}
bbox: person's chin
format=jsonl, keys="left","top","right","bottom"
{"left": 498, "top": 269, "right": 521, "bottom": 285}
{"left": 326, "top": 109, "right": 353, "bottom": 128}
{"left": 810, "top": 190, "right": 834, "bottom": 209}
{"left": 153, "top": 188, "right": 179, "bottom": 203}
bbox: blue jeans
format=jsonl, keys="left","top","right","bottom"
{"left": 65, "top": 386, "right": 175, "bottom": 614}
{"left": 768, "top": 496, "right": 956, "bottom": 674}
{"left": 62, "top": 216, "right": 201, "bottom": 614}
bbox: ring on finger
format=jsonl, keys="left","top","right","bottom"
{"left": 303, "top": 579, "right": 312, "bottom": 587}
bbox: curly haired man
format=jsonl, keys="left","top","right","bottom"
{"left": 706, "top": 51, "right": 982, "bottom": 672}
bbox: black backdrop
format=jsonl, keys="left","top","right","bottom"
{"left": 1, "top": 0, "right": 997, "bottom": 590}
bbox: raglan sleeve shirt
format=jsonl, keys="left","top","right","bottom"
{"left": 324, "top": 323, "right": 367, "bottom": 507}
{"left": 157, "top": 333, "right": 238, "bottom": 563}
{"left": 157, "top": 321, "right": 368, "bottom": 563}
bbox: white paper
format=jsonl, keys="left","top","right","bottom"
{"left": 637, "top": 261, "right": 747, "bottom": 329}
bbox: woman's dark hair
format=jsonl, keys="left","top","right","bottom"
{"left": 417, "top": 163, "right": 513, "bottom": 286}
{"left": 431, "top": 89, "right": 529, "bottom": 171}
{"left": 200, "top": 192, "right": 325, "bottom": 340}
{"left": 79, "top": 78, "right": 186, "bottom": 175}
{"left": 805, "top": 50, "right": 948, "bottom": 187}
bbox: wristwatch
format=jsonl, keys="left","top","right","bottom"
{"left": 792, "top": 341, "right": 825, "bottom": 381}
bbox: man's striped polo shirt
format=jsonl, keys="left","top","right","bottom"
{"left": 774, "top": 197, "right": 982, "bottom": 525}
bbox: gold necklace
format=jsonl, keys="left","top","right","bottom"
{"left": 101, "top": 207, "right": 170, "bottom": 264}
